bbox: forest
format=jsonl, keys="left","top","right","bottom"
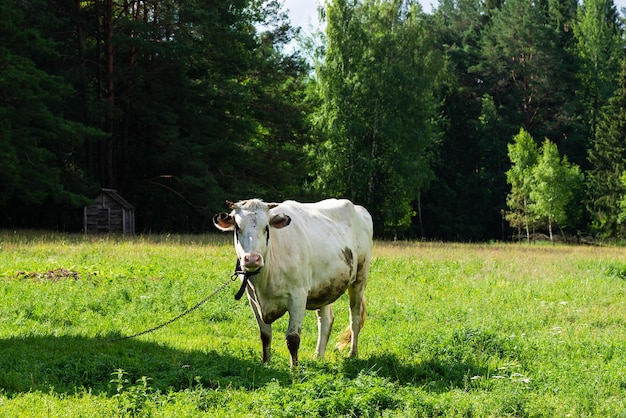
{"left": 2, "top": 0, "right": 626, "bottom": 241}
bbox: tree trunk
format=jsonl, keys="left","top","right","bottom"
{"left": 75, "top": 0, "right": 95, "bottom": 178}
{"left": 548, "top": 217, "right": 554, "bottom": 244}
{"left": 417, "top": 194, "right": 424, "bottom": 239}
{"left": 103, "top": 0, "right": 115, "bottom": 188}
{"left": 523, "top": 198, "right": 530, "bottom": 243}
{"left": 120, "top": 0, "right": 138, "bottom": 193}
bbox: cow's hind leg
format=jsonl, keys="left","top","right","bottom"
{"left": 314, "top": 304, "right": 334, "bottom": 360}
{"left": 346, "top": 280, "right": 367, "bottom": 357}
{"left": 247, "top": 289, "right": 272, "bottom": 363}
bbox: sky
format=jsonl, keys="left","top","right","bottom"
{"left": 283, "top": 0, "right": 626, "bottom": 33}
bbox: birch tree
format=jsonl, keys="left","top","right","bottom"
{"left": 312, "top": 0, "right": 442, "bottom": 236}
{"left": 530, "top": 139, "right": 583, "bottom": 243}
{"left": 505, "top": 128, "right": 539, "bottom": 242}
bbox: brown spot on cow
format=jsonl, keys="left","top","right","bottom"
{"left": 286, "top": 333, "right": 301, "bottom": 367}
{"left": 260, "top": 331, "right": 272, "bottom": 363}
{"left": 342, "top": 247, "right": 354, "bottom": 272}
{"left": 307, "top": 279, "right": 350, "bottom": 309}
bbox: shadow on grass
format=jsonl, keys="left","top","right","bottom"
{"left": 1, "top": 334, "right": 492, "bottom": 397}
{"left": 0, "top": 334, "right": 290, "bottom": 396}
{"left": 341, "top": 353, "right": 488, "bottom": 392}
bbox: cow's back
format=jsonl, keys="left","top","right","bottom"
{"left": 269, "top": 199, "right": 372, "bottom": 274}
{"left": 313, "top": 199, "right": 373, "bottom": 261}
{"left": 276, "top": 198, "right": 371, "bottom": 239}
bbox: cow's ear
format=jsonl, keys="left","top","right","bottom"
{"left": 270, "top": 213, "right": 291, "bottom": 229}
{"left": 213, "top": 212, "right": 235, "bottom": 231}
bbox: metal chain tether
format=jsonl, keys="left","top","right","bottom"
{"left": 108, "top": 276, "right": 236, "bottom": 342}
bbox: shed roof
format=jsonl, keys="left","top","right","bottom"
{"left": 99, "top": 188, "right": 135, "bottom": 210}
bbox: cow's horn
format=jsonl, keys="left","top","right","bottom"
{"left": 226, "top": 200, "right": 236, "bottom": 209}
{"left": 267, "top": 203, "right": 279, "bottom": 209}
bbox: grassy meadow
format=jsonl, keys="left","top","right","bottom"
{"left": 1, "top": 231, "right": 626, "bottom": 416}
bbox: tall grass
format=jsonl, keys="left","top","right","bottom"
{"left": 1, "top": 233, "right": 626, "bottom": 416}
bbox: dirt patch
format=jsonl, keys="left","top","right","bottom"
{"left": 16, "top": 268, "right": 79, "bottom": 282}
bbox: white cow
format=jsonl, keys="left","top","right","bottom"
{"left": 213, "top": 198, "right": 373, "bottom": 366}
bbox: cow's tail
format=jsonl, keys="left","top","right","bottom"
{"left": 336, "top": 297, "right": 366, "bottom": 351}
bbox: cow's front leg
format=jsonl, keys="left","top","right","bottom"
{"left": 286, "top": 295, "right": 306, "bottom": 367}
{"left": 247, "top": 289, "right": 272, "bottom": 363}
{"left": 260, "top": 322, "right": 272, "bottom": 363}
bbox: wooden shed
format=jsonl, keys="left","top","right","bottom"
{"left": 84, "top": 189, "right": 135, "bottom": 234}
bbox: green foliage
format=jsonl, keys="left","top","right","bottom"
{"left": 311, "top": 0, "right": 442, "bottom": 237}
{"left": 588, "top": 59, "right": 626, "bottom": 238}
{"left": 111, "top": 370, "right": 155, "bottom": 417}
{"left": 0, "top": 0, "right": 311, "bottom": 232}
{"left": 421, "top": 1, "right": 508, "bottom": 241}
{"left": 4, "top": 0, "right": 626, "bottom": 240}
{"left": 574, "top": 0, "right": 623, "bottom": 143}
{"left": 531, "top": 139, "right": 584, "bottom": 240}
{"left": 506, "top": 129, "right": 583, "bottom": 242}
{"left": 0, "top": 0, "right": 103, "bottom": 225}
{"left": 476, "top": 0, "right": 570, "bottom": 136}
{"left": 618, "top": 172, "right": 626, "bottom": 226}
{"left": 470, "top": 0, "right": 588, "bottom": 169}
{"left": 110, "top": 0, "right": 312, "bottom": 230}
{"left": 257, "top": 368, "right": 401, "bottom": 417}
{"left": 505, "top": 128, "right": 540, "bottom": 241}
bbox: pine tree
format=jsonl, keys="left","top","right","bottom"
{"left": 71, "top": 0, "right": 308, "bottom": 230}
{"left": 587, "top": 59, "right": 626, "bottom": 238}
{"left": 574, "top": 0, "right": 623, "bottom": 147}
{"left": 423, "top": 0, "right": 509, "bottom": 240}
{"left": 0, "top": 0, "right": 102, "bottom": 227}
{"left": 475, "top": 0, "right": 579, "bottom": 148}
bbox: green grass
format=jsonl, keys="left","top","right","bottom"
{"left": 1, "top": 233, "right": 626, "bottom": 416}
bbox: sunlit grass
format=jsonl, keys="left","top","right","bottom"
{"left": 1, "top": 233, "right": 626, "bottom": 416}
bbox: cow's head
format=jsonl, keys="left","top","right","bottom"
{"left": 213, "top": 199, "right": 291, "bottom": 272}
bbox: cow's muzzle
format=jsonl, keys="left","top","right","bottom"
{"left": 242, "top": 252, "right": 263, "bottom": 271}
{"left": 233, "top": 258, "right": 262, "bottom": 301}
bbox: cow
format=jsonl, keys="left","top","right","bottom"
{"left": 213, "top": 198, "right": 373, "bottom": 366}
